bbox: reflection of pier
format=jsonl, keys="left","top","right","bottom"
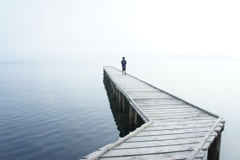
{"left": 104, "top": 77, "right": 144, "bottom": 137}
{"left": 82, "top": 66, "right": 225, "bottom": 160}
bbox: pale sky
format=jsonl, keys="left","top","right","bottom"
{"left": 1, "top": 0, "right": 240, "bottom": 61}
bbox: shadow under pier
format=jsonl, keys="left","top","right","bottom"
{"left": 103, "top": 73, "right": 144, "bottom": 137}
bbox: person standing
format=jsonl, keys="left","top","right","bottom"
{"left": 121, "top": 57, "right": 127, "bottom": 75}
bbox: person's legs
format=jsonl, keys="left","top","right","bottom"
{"left": 122, "top": 66, "right": 126, "bottom": 75}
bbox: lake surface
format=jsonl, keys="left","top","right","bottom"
{"left": 0, "top": 59, "right": 239, "bottom": 160}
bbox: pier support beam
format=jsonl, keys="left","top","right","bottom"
{"left": 122, "top": 96, "right": 125, "bottom": 111}
{"left": 208, "top": 132, "right": 222, "bottom": 160}
{"left": 118, "top": 91, "right": 125, "bottom": 107}
{"left": 129, "top": 106, "right": 137, "bottom": 130}
{"left": 112, "top": 83, "right": 116, "bottom": 98}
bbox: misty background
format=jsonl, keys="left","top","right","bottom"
{"left": 1, "top": 0, "right": 240, "bottom": 61}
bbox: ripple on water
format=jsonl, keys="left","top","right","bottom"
{"left": 0, "top": 96, "right": 119, "bottom": 160}
{"left": 0, "top": 64, "right": 120, "bottom": 160}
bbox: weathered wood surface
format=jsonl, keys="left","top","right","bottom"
{"left": 81, "top": 66, "right": 225, "bottom": 160}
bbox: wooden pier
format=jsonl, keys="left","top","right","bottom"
{"left": 81, "top": 66, "right": 225, "bottom": 160}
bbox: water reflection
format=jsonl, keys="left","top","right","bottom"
{"left": 103, "top": 77, "right": 144, "bottom": 137}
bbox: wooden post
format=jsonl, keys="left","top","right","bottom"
{"left": 122, "top": 96, "right": 125, "bottom": 111}
{"left": 115, "top": 87, "right": 118, "bottom": 98}
{"left": 118, "top": 93, "right": 125, "bottom": 111}
{"left": 110, "top": 81, "right": 113, "bottom": 92}
{"left": 112, "top": 83, "right": 116, "bottom": 98}
{"left": 104, "top": 70, "right": 107, "bottom": 78}
{"left": 118, "top": 91, "right": 121, "bottom": 105}
{"left": 207, "top": 132, "right": 222, "bottom": 160}
{"left": 129, "top": 106, "right": 137, "bottom": 129}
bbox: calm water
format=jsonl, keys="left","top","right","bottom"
{"left": 0, "top": 61, "right": 120, "bottom": 160}
{"left": 0, "top": 59, "right": 240, "bottom": 160}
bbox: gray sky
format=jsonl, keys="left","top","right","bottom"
{"left": 1, "top": 0, "right": 240, "bottom": 61}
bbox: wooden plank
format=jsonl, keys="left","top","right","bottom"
{"left": 116, "top": 136, "right": 215, "bottom": 149}
{"left": 150, "top": 113, "right": 211, "bottom": 120}
{"left": 146, "top": 122, "right": 224, "bottom": 132}
{"left": 130, "top": 93, "right": 172, "bottom": 98}
{"left": 134, "top": 97, "right": 181, "bottom": 101}
{"left": 152, "top": 116, "right": 216, "bottom": 122}
{"left": 136, "top": 128, "right": 211, "bottom": 136}
{"left": 124, "top": 88, "right": 159, "bottom": 92}
{"left": 138, "top": 104, "right": 191, "bottom": 107}
{"left": 145, "top": 122, "right": 223, "bottom": 131}
{"left": 132, "top": 97, "right": 172, "bottom": 100}
{"left": 126, "top": 132, "right": 212, "bottom": 142}
{"left": 142, "top": 109, "right": 199, "bottom": 114}
{"left": 141, "top": 107, "right": 197, "bottom": 112}
{"left": 120, "top": 85, "right": 156, "bottom": 89}
{"left": 139, "top": 104, "right": 193, "bottom": 109}
{"left": 141, "top": 108, "right": 195, "bottom": 112}
{"left": 134, "top": 98, "right": 184, "bottom": 102}
{"left": 121, "top": 85, "right": 153, "bottom": 89}
{"left": 214, "top": 126, "right": 222, "bottom": 133}
{"left": 137, "top": 102, "right": 186, "bottom": 105}
{"left": 116, "top": 142, "right": 211, "bottom": 152}
{"left": 145, "top": 111, "right": 202, "bottom": 117}
{"left": 127, "top": 91, "right": 163, "bottom": 94}
{"left": 99, "top": 151, "right": 205, "bottom": 160}
{"left": 101, "top": 144, "right": 197, "bottom": 157}
{"left": 127, "top": 91, "right": 172, "bottom": 98}
{"left": 140, "top": 126, "right": 221, "bottom": 135}
{"left": 150, "top": 119, "right": 217, "bottom": 126}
